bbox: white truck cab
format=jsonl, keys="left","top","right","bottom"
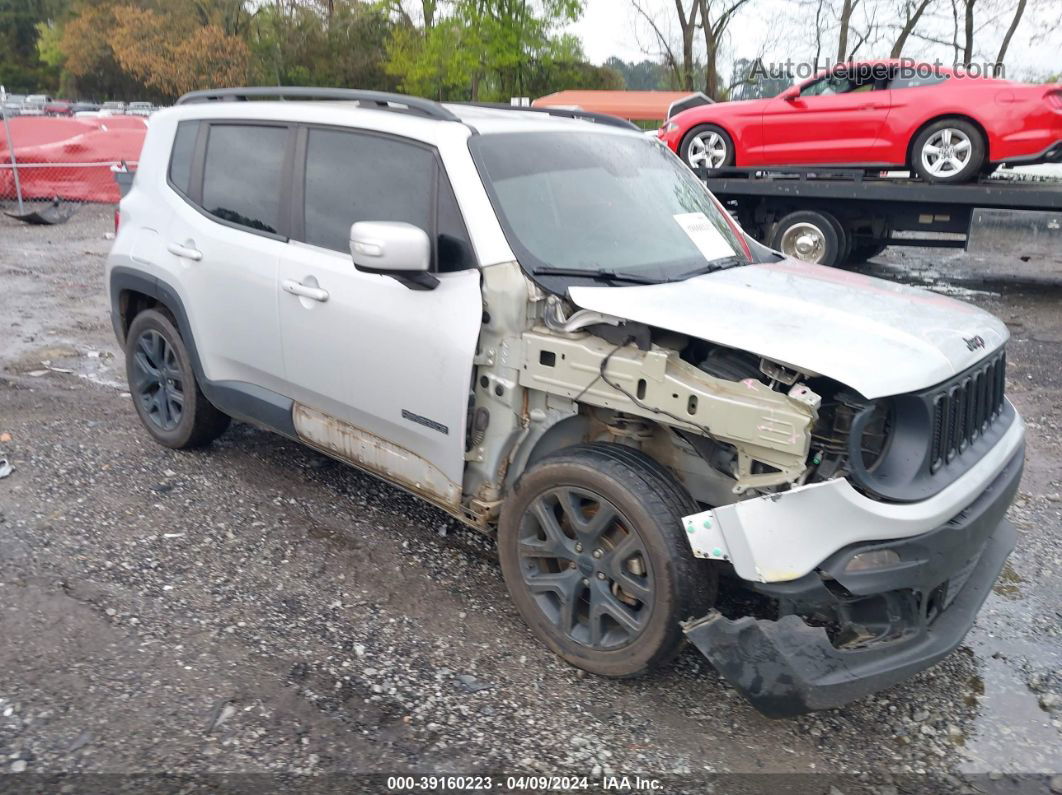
{"left": 107, "top": 87, "right": 1024, "bottom": 716}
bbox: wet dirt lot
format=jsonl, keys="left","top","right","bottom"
{"left": 1, "top": 206, "right": 1060, "bottom": 791}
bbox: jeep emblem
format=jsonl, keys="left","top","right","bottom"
{"left": 964, "top": 335, "right": 986, "bottom": 351}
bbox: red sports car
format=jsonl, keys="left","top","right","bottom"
{"left": 659, "top": 60, "right": 1062, "bottom": 183}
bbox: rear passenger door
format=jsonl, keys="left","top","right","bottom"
{"left": 165, "top": 121, "right": 293, "bottom": 394}
{"left": 277, "top": 126, "right": 481, "bottom": 491}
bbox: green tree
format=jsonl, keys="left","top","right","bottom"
{"left": 0, "top": 0, "right": 66, "bottom": 93}
{"left": 603, "top": 57, "right": 667, "bottom": 90}
{"left": 386, "top": 0, "right": 613, "bottom": 102}
{"left": 249, "top": 1, "right": 397, "bottom": 90}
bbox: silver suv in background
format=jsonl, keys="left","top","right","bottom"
{"left": 106, "top": 87, "right": 1024, "bottom": 716}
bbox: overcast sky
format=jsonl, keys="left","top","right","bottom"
{"left": 568, "top": 0, "right": 1058, "bottom": 80}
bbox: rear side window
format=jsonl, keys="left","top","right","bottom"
{"left": 302, "top": 128, "right": 474, "bottom": 270}
{"left": 202, "top": 124, "right": 289, "bottom": 235}
{"left": 168, "top": 121, "right": 198, "bottom": 196}
{"left": 889, "top": 72, "right": 949, "bottom": 90}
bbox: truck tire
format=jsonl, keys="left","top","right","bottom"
{"left": 770, "top": 210, "right": 846, "bottom": 266}
{"left": 498, "top": 443, "right": 716, "bottom": 678}
{"left": 680, "top": 124, "right": 735, "bottom": 171}
{"left": 847, "top": 239, "right": 889, "bottom": 264}
{"left": 911, "top": 118, "right": 986, "bottom": 184}
{"left": 125, "top": 308, "right": 230, "bottom": 449}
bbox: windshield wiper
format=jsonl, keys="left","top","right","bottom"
{"left": 669, "top": 256, "right": 748, "bottom": 281}
{"left": 532, "top": 266, "right": 664, "bottom": 285}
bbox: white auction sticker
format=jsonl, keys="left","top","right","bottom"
{"left": 673, "top": 212, "right": 736, "bottom": 262}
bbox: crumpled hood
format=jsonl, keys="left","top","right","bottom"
{"left": 567, "top": 259, "right": 1009, "bottom": 399}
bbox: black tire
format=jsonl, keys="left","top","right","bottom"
{"left": 498, "top": 443, "right": 716, "bottom": 678}
{"left": 125, "top": 308, "right": 229, "bottom": 449}
{"left": 679, "top": 124, "right": 735, "bottom": 171}
{"left": 828, "top": 214, "right": 853, "bottom": 263}
{"left": 911, "top": 118, "right": 986, "bottom": 184}
{"left": 847, "top": 239, "right": 889, "bottom": 264}
{"left": 769, "top": 210, "right": 844, "bottom": 266}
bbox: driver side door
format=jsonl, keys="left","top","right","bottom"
{"left": 277, "top": 126, "right": 482, "bottom": 498}
{"left": 758, "top": 71, "right": 893, "bottom": 165}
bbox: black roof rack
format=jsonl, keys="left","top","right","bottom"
{"left": 175, "top": 87, "right": 460, "bottom": 122}
{"left": 458, "top": 102, "right": 641, "bottom": 131}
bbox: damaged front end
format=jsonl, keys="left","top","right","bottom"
{"left": 683, "top": 440, "right": 1022, "bottom": 717}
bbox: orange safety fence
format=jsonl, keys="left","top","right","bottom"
{"left": 0, "top": 116, "right": 147, "bottom": 203}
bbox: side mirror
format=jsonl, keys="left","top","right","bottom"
{"left": 350, "top": 221, "right": 438, "bottom": 290}
{"left": 781, "top": 86, "right": 800, "bottom": 101}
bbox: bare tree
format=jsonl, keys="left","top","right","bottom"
{"left": 696, "top": 0, "right": 753, "bottom": 98}
{"left": 836, "top": 0, "right": 859, "bottom": 61}
{"left": 961, "top": 0, "right": 975, "bottom": 66}
{"left": 632, "top": 0, "right": 701, "bottom": 90}
{"left": 993, "top": 0, "right": 1026, "bottom": 74}
{"left": 890, "top": 0, "right": 934, "bottom": 57}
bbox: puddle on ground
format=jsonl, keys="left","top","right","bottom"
{"left": 958, "top": 589, "right": 1062, "bottom": 774}
{"left": 8, "top": 345, "right": 125, "bottom": 390}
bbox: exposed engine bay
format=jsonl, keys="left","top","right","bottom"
{"left": 460, "top": 263, "right": 907, "bottom": 531}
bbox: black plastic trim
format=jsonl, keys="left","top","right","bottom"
{"left": 846, "top": 347, "right": 1012, "bottom": 503}
{"left": 456, "top": 102, "right": 641, "bottom": 131}
{"left": 684, "top": 442, "right": 1023, "bottom": 716}
{"left": 109, "top": 267, "right": 296, "bottom": 439}
{"left": 175, "top": 86, "right": 461, "bottom": 122}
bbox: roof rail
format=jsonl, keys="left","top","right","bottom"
{"left": 175, "top": 87, "right": 460, "bottom": 122}
{"left": 459, "top": 102, "right": 641, "bottom": 131}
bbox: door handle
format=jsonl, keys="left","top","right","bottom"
{"left": 282, "top": 278, "right": 329, "bottom": 303}
{"left": 167, "top": 241, "right": 203, "bottom": 261}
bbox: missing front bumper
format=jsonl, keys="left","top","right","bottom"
{"left": 683, "top": 444, "right": 1023, "bottom": 717}
{"left": 684, "top": 520, "right": 1014, "bottom": 717}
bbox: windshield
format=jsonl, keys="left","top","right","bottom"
{"left": 469, "top": 131, "right": 750, "bottom": 286}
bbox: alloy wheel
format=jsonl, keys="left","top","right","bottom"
{"left": 131, "top": 329, "right": 184, "bottom": 431}
{"left": 920, "top": 127, "right": 973, "bottom": 178}
{"left": 517, "top": 487, "right": 654, "bottom": 650}
{"left": 687, "top": 131, "right": 729, "bottom": 169}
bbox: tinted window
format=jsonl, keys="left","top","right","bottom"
{"left": 168, "top": 121, "right": 198, "bottom": 195}
{"left": 889, "top": 72, "right": 948, "bottom": 90}
{"left": 801, "top": 73, "right": 877, "bottom": 96}
{"left": 303, "top": 129, "right": 434, "bottom": 255}
{"left": 202, "top": 125, "right": 288, "bottom": 235}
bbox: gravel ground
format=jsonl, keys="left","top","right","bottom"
{"left": 1, "top": 206, "right": 1060, "bottom": 792}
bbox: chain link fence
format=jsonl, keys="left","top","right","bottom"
{"left": 1, "top": 110, "right": 141, "bottom": 220}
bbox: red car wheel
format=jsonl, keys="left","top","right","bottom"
{"left": 680, "top": 124, "right": 734, "bottom": 171}
{"left": 911, "top": 118, "right": 986, "bottom": 184}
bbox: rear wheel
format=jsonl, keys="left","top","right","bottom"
{"left": 770, "top": 210, "right": 846, "bottom": 266}
{"left": 911, "top": 118, "right": 985, "bottom": 184}
{"left": 498, "top": 444, "right": 716, "bottom": 677}
{"left": 125, "top": 309, "right": 229, "bottom": 449}
{"left": 680, "top": 124, "right": 735, "bottom": 171}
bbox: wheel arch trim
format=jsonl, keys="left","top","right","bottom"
{"left": 906, "top": 114, "right": 991, "bottom": 167}
{"left": 681, "top": 121, "right": 738, "bottom": 166}
{"left": 109, "top": 266, "right": 297, "bottom": 438}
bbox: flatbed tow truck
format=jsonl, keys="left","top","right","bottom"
{"left": 699, "top": 166, "right": 1062, "bottom": 266}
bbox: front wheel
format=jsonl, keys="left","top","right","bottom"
{"left": 498, "top": 444, "right": 716, "bottom": 677}
{"left": 680, "top": 124, "right": 735, "bottom": 171}
{"left": 911, "top": 119, "right": 986, "bottom": 184}
{"left": 125, "top": 308, "right": 230, "bottom": 449}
